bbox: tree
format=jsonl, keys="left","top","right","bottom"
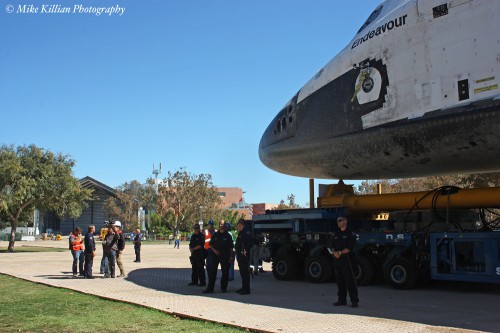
{"left": 148, "top": 212, "right": 164, "bottom": 231}
{"left": 276, "top": 194, "right": 301, "bottom": 209}
{"left": 156, "top": 168, "right": 221, "bottom": 234}
{"left": 105, "top": 180, "right": 148, "bottom": 232}
{"left": 355, "top": 173, "right": 500, "bottom": 195}
{"left": 356, "top": 180, "right": 395, "bottom": 194}
{"left": 219, "top": 210, "right": 245, "bottom": 225}
{"left": 0, "top": 144, "right": 93, "bottom": 252}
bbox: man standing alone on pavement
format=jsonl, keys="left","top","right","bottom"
{"left": 235, "top": 219, "right": 253, "bottom": 295}
{"left": 188, "top": 224, "right": 206, "bottom": 286}
{"left": 203, "top": 221, "right": 233, "bottom": 294}
{"left": 84, "top": 225, "right": 96, "bottom": 279}
{"left": 133, "top": 229, "right": 142, "bottom": 263}
{"left": 114, "top": 221, "right": 126, "bottom": 277}
{"left": 331, "top": 216, "right": 359, "bottom": 308}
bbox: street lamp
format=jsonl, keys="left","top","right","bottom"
{"left": 199, "top": 205, "right": 204, "bottom": 228}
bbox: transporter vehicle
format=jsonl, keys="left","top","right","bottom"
{"left": 252, "top": 182, "right": 500, "bottom": 289}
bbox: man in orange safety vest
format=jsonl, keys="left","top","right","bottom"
{"left": 204, "top": 220, "right": 215, "bottom": 274}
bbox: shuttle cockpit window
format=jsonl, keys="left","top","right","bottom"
{"left": 357, "top": 5, "right": 383, "bottom": 34}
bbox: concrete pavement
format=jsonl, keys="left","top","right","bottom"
{"left": 1, "top": 240, "right": 499, "bottom": 333}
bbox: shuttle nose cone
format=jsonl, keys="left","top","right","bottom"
{"left": 258, "top": 104, "right": 298, "bottom": 175}
{"left": 258, "top": 121, "right": 275, "bottom": 169}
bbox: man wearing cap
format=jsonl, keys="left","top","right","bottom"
{"left": 203, "top": 220, "right": 234, "bottom": 293}
{"left": 235, "top": 219, "right": 253, "bottom": 295}
{"left": 188, "top": 224, "right": 206, "bottom": 286}
{"left": 113, "top": 221, "right": 126, "bottom": 278}
{"left": 331, "top": 216, "right": 359, "bottom": 307}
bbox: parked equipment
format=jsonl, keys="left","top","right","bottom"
{"left": 252, "top": 182, "right": 500, "bottom": 289}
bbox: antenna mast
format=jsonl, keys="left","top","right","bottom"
{"left": 152, "top": 163, "right": 162, "bottom": 193}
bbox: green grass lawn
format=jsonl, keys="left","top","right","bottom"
{"left": 0, "top": 274, "right": 247, "bottom": 333}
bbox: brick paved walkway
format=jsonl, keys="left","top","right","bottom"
{"left": 0, "top": 240, "right": 493, "bottom": 333}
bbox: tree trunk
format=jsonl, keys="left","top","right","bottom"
{"left": 8, "top": 218, "right": 17, "bottom": 252}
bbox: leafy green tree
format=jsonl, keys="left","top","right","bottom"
{"left": 218, "top": 210, "right": 245, "bottom": 225}
{"left": 0, "top": 144, "right": 92, "bottom": 252}
{"left": 148, "top": 211, "right": 164, "bottom": 231}
{"left": 156, "top": 168, "right": 221, "bottom": 234}
{"left": 105, "top": 180, "right": 148, "bottom": 232}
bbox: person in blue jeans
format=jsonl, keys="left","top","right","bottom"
{"left": 100, "top": 223, "right": 109, "bottom": 274}
{"left": 69, "top": 227, "right": 85, "bottom": 277}
{"left": 133, "top": 229, "right": 142, "bottom": 263}
{"left": 103, "top": 225, "right": 119, "bottom": 278}
{"left": 174, "top": 233, "right": 180, "bottom": 249}
{"left": 100, "top": 242, "right": 108, "bottom": 274}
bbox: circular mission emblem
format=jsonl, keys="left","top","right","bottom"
{"left": 362, "top": 77, "right": 374, "bottom": 93}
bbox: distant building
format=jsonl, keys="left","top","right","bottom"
{"left": 39, "top": 176, "right": 116, "bottom": 234}
{"left": 251, "top": 203, "right": 279, "bottom": 216}
{"left": 216, "top": 187, "right": 253, "bottom": 220}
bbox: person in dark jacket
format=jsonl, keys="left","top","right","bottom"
{"left": 188, "top": 224, "right": 206, "bottom": 286}
{"left": 133, "top": 229, "right": 142, "bottom": 263}
{"left": 83, "top": 225, "right": 96, "bottom": 279}
{"left": 235, "top": 219, "right": 253, "bottom": 295}
{"left": 103, "top": 225, "right": 119, "bottom": 278}
{"left": 331, "top": 216, "right": 359, "bottom": 307}
{"left": 203, "top": 221, "right": 234, "bottom": 294}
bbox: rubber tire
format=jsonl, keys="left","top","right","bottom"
{"left": 383, "top": 257, "right": 418, "bottom": 289}
{"left": 354, "top": 255, "right": 375, "bottom": 286}
{"left": 304, "top": 255, "right": 334, "bottom": 283}
{"left": 272, "top": 254, "right": 299, "bottom": 280}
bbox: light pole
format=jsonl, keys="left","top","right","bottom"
{"left": 199, "top": 205, "right": 204, "bottom": 228}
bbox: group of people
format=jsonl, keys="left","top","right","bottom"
{"left": 69, "top": 225, "right": 96, "bottom": 279}
{"left": 69, "top": 221, "right": 143, "bottom": 279}
{"left": 70, "top": 215, "right": 360, "bottom": 307}
{"left": 188, "top": 219, "right": 257, "bottom": 295}
{"left": 188, "top": 216, "right": 360, "bottom": 307}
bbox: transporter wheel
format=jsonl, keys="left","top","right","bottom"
{"left": 354, "top": 255, "right": 375, "bottom": 286}
{"left": 272, "top": 254, "right": 299, "bottom": 280}
{"left": 383, "top": 257, "right": 418, "bottom": 289}
{"left": 304, "top": 255, "right": 334, "bottom": 283}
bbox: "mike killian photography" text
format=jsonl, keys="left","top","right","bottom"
{"left": 6, "top": 3, "right": 126, "bottom": 16}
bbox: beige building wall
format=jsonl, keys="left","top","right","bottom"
{"left": 251, "top": 203, "right": 279, "bottom": 216}
{"left": 216, "top": 187, "right": 243, "bottom": 209}
{"left": 216, "top": 187, "right": 253, "bottom": 220}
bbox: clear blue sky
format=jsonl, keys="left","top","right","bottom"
{"left": 1, "top": 0, "right": 380, "bottom": 206}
